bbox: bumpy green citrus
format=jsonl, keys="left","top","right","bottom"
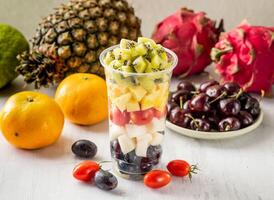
{"left": 0, "top": 24, "right": 29, "bottom": 89}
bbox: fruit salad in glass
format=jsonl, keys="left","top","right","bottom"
{"left": 100, "top": 37, "right": 177, "bottom": 180}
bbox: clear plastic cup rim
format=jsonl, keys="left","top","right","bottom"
{"left": 99, "top": 44, "right": 178, "bottom": 76}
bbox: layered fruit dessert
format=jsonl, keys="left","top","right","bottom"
{"left": 101, "top": 37, "right": 176, "bottom": 179}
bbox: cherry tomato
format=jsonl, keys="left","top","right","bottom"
{"left": 153, "top": 106, "right": 167, "bottom": 119}
{"left": 167, "top": 160, "right": 198, "bottom": 179}
{"left": 73, "top": 161, "right": 100, "bottom": 182}
{"left": 144, "top": 170, "right": 171, "bottom": 189}
{"left": 130, "top": 109, "right": 154, "bottom": 125}
{"left": 110, "top": 107, "right": 130, "bottom": 126}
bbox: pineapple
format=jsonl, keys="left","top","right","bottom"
{"left": 16, "top": 0, "right": 141, "bottom": 88}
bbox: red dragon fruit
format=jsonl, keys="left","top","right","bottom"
{"left": 211, "top": 21, "right": 274, "bottom": 95}
{"left": 152, "top": 8, "right": 223, "bottom": 77}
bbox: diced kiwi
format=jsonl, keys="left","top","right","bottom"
{"left": 132, "top": 56, "right": 148, "bottom": 73}
{"left": 109, "top": 60, "right": 123, "bottom": 70}
{"left": 121, "top": 65, "right": 134, "bottom": 73}
{"left": 104, "top": 51, "right": 115, "bottom": 65}
{"left": 138, "top": 37, "right": 157, "bottom": 48}
{"left": 120, "top": 39, "right": 137, "bottom": 50}
{"left": 135, "top": 43, "right": 148, "bottom": 56}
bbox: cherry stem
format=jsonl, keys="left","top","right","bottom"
{"left": 185, "top": 113, "right": 199, "bottom": 129}
{"left": 230, "top": 88, "right": 243, "bottom": 99}
{"left": 209, "top": 91, "right": 227, "bottom": 104}
{"left": 179, "top": 96, "right": 183, "bottom": 109}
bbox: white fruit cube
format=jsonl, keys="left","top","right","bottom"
{"left": 129, "top": 86, "right": 147, "bottom": 102}
{"left": 113, "top": 93, "right": 131, "bottom": 111}
{"left": 126, "top": 124, "right": 147, "bottom": 138}
{"left": 109, "top": 123, "right": 127, "bottom": 141}
{"left": 126, "top": 99, "right": 140, "bottom": 112}
{"left": 135, "top": 134, "right": 153, "bottom": 157}
{"left": 118, "top": 134, "right": 136, "bottom": 154}
{"left": 147, "top": 117, "right": 166, "bottom": 133}
{"left": 150, "top": 132, "right": 164, "bottom": 146}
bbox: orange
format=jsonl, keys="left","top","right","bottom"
{"left": 55, "top": 73, "right": 108, "bottom": 125}
{"left": 0, "top": 91, "right": 64, "bottom": 149}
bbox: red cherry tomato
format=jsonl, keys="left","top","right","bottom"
{"left": 130, "top": 109, "right": 154, "bottom": 125}
{"left": 73, "top": 161, "right": 100, "bottom": 182}
{"left": 167, "top": 160, "right": 198, "bottom": 179}
{"left": 153, "top": 106, "right": 167, "bottom": 119}
{"left": 144, "top": 170, "right": 171, "bottom": 189}
{"left": 110, "top": 107, "right": 130, "bottom": 126}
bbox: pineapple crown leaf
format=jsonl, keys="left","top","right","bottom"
{"left": 16, "top": 51, "right": 61, "bottom": 89}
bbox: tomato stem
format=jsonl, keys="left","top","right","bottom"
{"left": 188, "top": 164, "right": 199, "bottom": 181}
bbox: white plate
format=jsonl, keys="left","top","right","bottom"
{"left": 166, "top": 112, "right": 263, "bottom": 140}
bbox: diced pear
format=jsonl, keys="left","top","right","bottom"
{"left": 126, "top": 99, "right": 140, "bottom": 112}
{"left": 133, "top": 56, "right": 147, "bottom": 73}
{"left": 109, "top": 123, "right": 127, "bottom": 141}
{"left": 120, "top": 39, "right": 137, "bottom": 49}
{"left": 147, "top": 117, "right": 166, "bottom": 133}
{"left": 135, "top": 134, "right": 153, "bottom": 157}
{"left": 118, "top": 134, "right": 136, "bottom": 154}
{"left": 138, "top": 37, "right": 157, "bottom": 48}
{"left": 129, "top": 86, "right": 147, "bottom": 101}
{"left": 150, "top": 132, "right": 164, "bottom": 146}
{"left": 126, "top": 124, "right": 147, "bottom": 138}
{"left": 113, "top": 93, "right": 132, "bottom": 111}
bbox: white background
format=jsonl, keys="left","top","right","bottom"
{"left": 0, "top": 0, "right": 274, "bottom": 200}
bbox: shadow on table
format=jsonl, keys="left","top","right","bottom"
{"left": 8, "top": 135, "right": 73, "bottom": 160}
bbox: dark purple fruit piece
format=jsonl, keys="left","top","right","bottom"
{"left": 171, "top": 89, "right": 191, "bottom": 105}
{"left": 223, "top": 82, "right": 240, "bottom": 95}
{"left": 219, "top": 98, "right": 241, "bottom": 116}
{"left": 177, "top": 81, "right": 196, "bottom": 92}
{"left": 190, "top": 93, "right": 210, "bottom": 112}
{"left": 190, "top": 118, "right": 211, "bottom": 131}
{"left": 95, "top": 169, "right": 118, "bottom": 191}
{"left": 218, "top": 117, "right": 241, "bottom": 131}
{"left": 169, "top": 107, "right": 191, "bottom": 128}
{"left": 205, "top": 85, "right": 226, "bottom": 99}
{"left": 167, "top": 102, "right": 178, "bottom": 118}
{"left": 139, "top": 157, "right": 153, "bottom": 173}
{"left": 71, "top": 139, "right": 97, "bottom": 158}
{"left": 147, "top": 145, "right": 162, "bottom": 165}
{"left": 199, "top": 80, "right": 219, "bottom": 92}
{"left": 118, "top": 160, "right": 139, "bottom": 173}
{"left": 238, "top": 111, "right": 254, "bottom": 127}
{"left": 124, "top": 150, "right": 138, "bottom": 163}
{"left": 110, "top": 140, "right": 124, "bottom": 160}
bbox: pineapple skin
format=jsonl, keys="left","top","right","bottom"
{"left": 20, "top": 0, "right": 141, "bottom": 88}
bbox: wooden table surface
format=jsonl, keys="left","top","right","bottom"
{"left": 1, "top": 0, "right": 274, "bottom": 199}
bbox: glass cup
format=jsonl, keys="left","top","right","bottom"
{"left": 100, "top": 45, "right": 178, "bottom": 180}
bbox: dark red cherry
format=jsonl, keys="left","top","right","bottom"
{"left": 219, "top": 98, "right": 241, "bottom": 116}
{"left": 199, "top": 80, "right": 219, "bottom": 92}
{"left": 238, "top": 111, "right": 254, "bottom": 127}
{"left": 190, "top": 119, "right": 211, "bottom": 132}
{"left": 244, "top": 97, "right": 260, "bottom": 117}
{"left": 167, "top": 102, "right": 178, "bottom": 119}
{"left": 182, "top": 100, "right": 191, "bottom": 111}
{"left": 218, "top": 117, "right": 241, "bottom": 131}
{"left": 171, "top": 89, "right": 191, "bottom": 105}
{"left": 169, "top": 107, "right": 191, "bottom": 128}
{"left": 223, "top": 82, "right": 240, "bottom": 95}
{"left": 177, "top": 81, "right": 196, "bottom": 92}
{"left": 205, "top": 85, "right": 227, "bottom": 99}
{"left": 190, "top": 93, "right": 210, "bottom": 112}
